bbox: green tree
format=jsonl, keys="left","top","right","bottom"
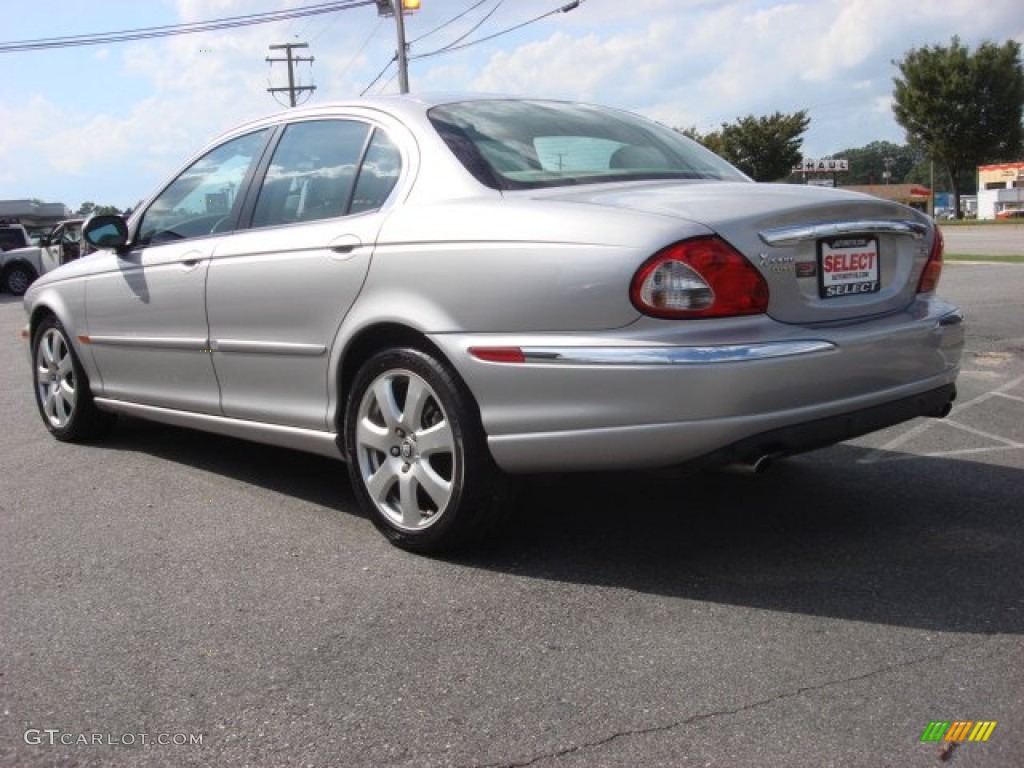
{"left": 75, "top": 202, "right": 121, "bottom": 216}
{"left": 892, "top": 37, "right": 1024, "bottom": 218}
{"left": 833, "top": 141, "right": 923, "bottom": 185}
{"left": 684, "top": 111, "right": 810, "bottom": 181}
{"left": 900, "top": 159, "right": 977, "bottom": 196}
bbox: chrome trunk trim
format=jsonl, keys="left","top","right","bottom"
{"left": 759, "top": 219, "right": 928, "bottom": 246}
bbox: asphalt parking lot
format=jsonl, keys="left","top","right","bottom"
{"left": 1, "top": 258, "right": 1022, "bottom": 767}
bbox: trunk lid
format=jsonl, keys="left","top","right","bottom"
{"left": 538, "top": 181, "right": 936, "bottom": 324}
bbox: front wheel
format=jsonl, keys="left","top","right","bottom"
{"left": 344, "top": 348, "right": 510, "bottom": 553}
{"left": 32, "top": 316, "right": 115, "bottom": 441}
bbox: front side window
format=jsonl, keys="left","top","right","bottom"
{"left": 252, "top": 120, "right": 395, "bottom": 229}
{"left": 429, "top": 99, "right": 749, "bottom": 190}
{"left": 137, "top": 128, "right": 270, "bottom": 246}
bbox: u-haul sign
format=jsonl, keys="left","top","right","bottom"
{"left": 794, "top": 158, "right": 849, "bottom": 173}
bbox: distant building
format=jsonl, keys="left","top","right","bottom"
{"left": 977, "top": 162, "right": 1024, "bottom": 219}
{"left": 0, "top": 199, "right": 73, "bottom": 234}
{"left": 840, "top": 184, "right": 931, "bottom": 212}
{"left": 931, "top": 191, "right": 977, "bottom": 218}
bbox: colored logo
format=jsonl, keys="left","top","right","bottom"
{"left": 921, "top": 721, "right": 997, "bottom": 742}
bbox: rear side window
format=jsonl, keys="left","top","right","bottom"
{"left": 251, "top": 120, "right": 400, "bottom": 228}
{"left": 350, "top": 131, "right": 401, "bottom": 215}
{"left": 429, "top": 99, "right": 748, "bottom": 190}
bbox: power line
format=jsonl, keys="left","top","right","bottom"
{"left": 335, "top": 18, "right": 384, "bottom": 79}
{"left": 409, "top": 0, "right": 490, "bottom": 44}
{"left": 361, "top": 58, "right": 396, "bottom": 96}
{"left": 363, "top": 0, "right": 583, "bottom": 95}
{"left": 430, "top": 0, "right": 506, "bottom": 53}
{"left": 309, "top": 6, "right": 362, "bottom": 44}
{"left": 412, "top": 0, "right": 582, "bottom": 61}
{"left": 289, "top": 0, "right": 332, "bottom": 42}
{"left": 0, "top": 1, "right": 374, "bottom": 53}
{"left": 376, "top": 68, "right": 400, "bottom": 95}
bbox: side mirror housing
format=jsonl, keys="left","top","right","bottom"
{"left": 83, "top": 214, "right": 130, "bottom": 251}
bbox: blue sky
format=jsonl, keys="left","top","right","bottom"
{"left": 1, "top": 0, "right": 1022, "bottom": 211}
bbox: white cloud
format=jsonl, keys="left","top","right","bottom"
{"left": 2, "top": 0, "right": 1022, "bottom": 207}
{"left": 454, "top": 0, "right": 1024, "bottom": 154}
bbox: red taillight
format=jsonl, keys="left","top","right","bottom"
{"left": 630, "top": 236, "right": 769, "bottom": 319}
{"left": 917, "top": 227, "right": 944, "bottom": 293}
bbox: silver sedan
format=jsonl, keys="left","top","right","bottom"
{"left": 23, "top": 95, "right": 964, "bottom": 552}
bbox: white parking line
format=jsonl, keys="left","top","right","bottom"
{"left": 857, "top": 374, "right": 1024, "bottom": 464}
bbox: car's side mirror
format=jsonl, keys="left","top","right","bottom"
{"left": 39, "top": 234, "right": 52, "bottom": 247}
{"left": 83, "top": 215, "right": 130, "bottom": 251}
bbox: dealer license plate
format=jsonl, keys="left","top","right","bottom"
{"left": 818, "top": 236, "right": 880, "bottom": 298}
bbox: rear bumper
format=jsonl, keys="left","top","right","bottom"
{"left": 431, "top": 298, "right": 964, "bottom": 473}
{"left": 479, "top": 374, "right": 958, "bottom": 472}
{"left": 675, "top": 382, "right": 955, "bottom": 471}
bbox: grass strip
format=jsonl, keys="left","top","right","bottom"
{"left": 945, "top": 253, "right": 1024, "bottom": 263}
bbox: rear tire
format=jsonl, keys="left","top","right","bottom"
{"left": 31, "top": 316, "right": 115, "bottom": 442}
{"left": 344, "top": 347, "right": 511, "bottom": 553}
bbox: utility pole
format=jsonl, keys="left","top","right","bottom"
{"left": 375, "top": 0, "right": 419, "bottom": 94}
{"left": 393, "top": 2, "right": 410, "bottom": 94}
{"left": 266, "top": 42, "right": 316, "bottom": 107}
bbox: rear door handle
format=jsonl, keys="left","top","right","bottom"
{"left": 328, "top": 234, "right": 363, "bottom": 259}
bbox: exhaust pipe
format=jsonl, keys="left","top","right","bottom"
{"left": 751, "top": 453, "right": 781, "bottom": 474}
{"left": 724, "top": 452, "right": 782, "bottom": 475}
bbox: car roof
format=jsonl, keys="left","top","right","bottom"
{"left": 226, "top": 93, "right": 492, "bottom": 128}
{"left": 279, "top": 92, "right": 532, "bottom": 117}
{"left": 209, "top": 92, "right": 595, "bottom": 145}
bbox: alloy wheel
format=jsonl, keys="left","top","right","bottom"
{"left": 35, "top": 327, "right": 78, "bottom": 428}
{"left": 354, "top": 369, "right": 456, "bottom": 531}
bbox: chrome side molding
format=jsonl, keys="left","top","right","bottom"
{"left": 215, "top": 339, "right": 327, "bottom": 356}
{"left": 759, "top": 219, "right": 928, "bottom": 246}
{"left": 83, "top": 335, "right": 326, "bottom": 356}
{"left": 520, "top": 340, "right": 835, "bottom": 366}
{"left": 86, "top": 335, "right": 208, "bottom": 351}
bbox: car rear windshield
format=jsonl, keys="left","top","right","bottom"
{"left": 428, "top": 99, "right": 749, "bottom": 191}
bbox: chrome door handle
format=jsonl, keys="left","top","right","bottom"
{"left": 328, "top": 234, "right": 363, "bottom": 258}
